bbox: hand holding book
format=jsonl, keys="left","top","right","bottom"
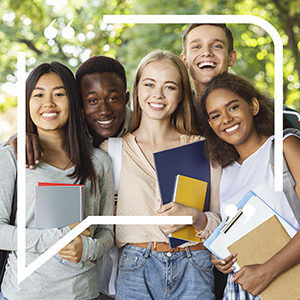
{"left": 204, "top": 191, "right": 300, "bottom": 300}
{"left": 35, "top": 182, "right": 90, "bottom": 263}
{"left": 68, "top": 222, "right": 91, "bottom": 238}
{"left": 58, "top": 236, "right": 84, "bottom": 263}
{"left": 156, "top": 201, "right": 205, "bottom": 235}
{"left": 211, "top": 252, "right": 237, "bottom": 274}
{"left": 154, "top": 141, "right": 211, "bottom": 247}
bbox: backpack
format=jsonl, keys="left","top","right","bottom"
{"left": 270, "top": 128, "right": 300, "bottom": 225}
{"left": 0, "top": 178, "right": 17, "bottom": 291}
{"left": 283, "top": 105, "right": 300, "bottom": 130}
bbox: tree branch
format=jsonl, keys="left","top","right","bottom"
{"left": 270, "top": 0, "right": 300, "bottom": 84}
{"left": 19, "top": 39, "right": 43, "bottom": 56}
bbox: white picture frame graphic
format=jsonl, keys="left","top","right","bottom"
{"left": 17, "top": 14, "right": 283, "bottom": 283}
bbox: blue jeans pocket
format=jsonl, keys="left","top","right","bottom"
{"left": 188, "top": 249, "right": 214, "bottom": 271}
{"left": 119, "top": 247, "right": 147, "bottom": 271}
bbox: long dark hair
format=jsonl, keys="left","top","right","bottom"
{"left": 199, "top": 73, "right": 289, "bottom": 167}
{"left": 26, "top": 62, "right": 97, "bottom": 193}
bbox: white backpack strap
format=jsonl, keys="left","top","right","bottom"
{"left": 108, "top": 137, "right": 123, "bottom": 193}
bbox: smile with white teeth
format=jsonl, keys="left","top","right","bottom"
{"left": 225, "top": 124, "right": 239, "bottom": 133}
{"left": 198, "top": 61, "right": 217, "bottom": 69}
{"left": 149, "top": 103, "right": 165, "bottom": 108}
{"left": 42, "top": 112, "right": 58, "bottom": 117}
{"left": 96, "top": 119, "right": 114, "bottom": 125}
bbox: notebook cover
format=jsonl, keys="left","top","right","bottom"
{"left": 170, "top": 175, "right": 207, "bottom": 244}
{"left": 35, "top": 185, "right": 84, "bottom": 229}
{"left": 227, "top": 215, "right": 300, "bottom": 300}
{"left": 154, "top": 140, "right": 210, "bottom": 247}
{"left": 153, "top": 140, "right": 210, "bottom": 208}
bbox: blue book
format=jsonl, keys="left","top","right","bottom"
{"left": 153, "top": 140, "right": 211, "bottom": 247}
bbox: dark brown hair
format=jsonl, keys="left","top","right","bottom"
{"left": 26, "top": 62, "right": 97, "bottom": 193}
{"left": 199, "top": 73, "right": 276, "bottom": 167}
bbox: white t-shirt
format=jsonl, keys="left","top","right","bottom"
{"left": 220, "top": 135, "right": 299, "bottom": 230}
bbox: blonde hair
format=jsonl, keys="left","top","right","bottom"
{"left": 132, "top": 49, "right": 199, "bottom": 135}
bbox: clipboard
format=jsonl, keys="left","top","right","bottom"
{"left": 203, "top": 190, "right": 297, "bottom": 270}
{"left": 227, "top": 215, "right": 300, "bottom": 300}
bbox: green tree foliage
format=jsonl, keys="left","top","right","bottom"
{"left": 205, "top": 0, "right": 300, "bottom": 108}
{"left": 0, "top": 0, "right": 299, "bottom": 113}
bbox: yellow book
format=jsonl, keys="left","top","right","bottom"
{"left": 170, "top": 174, "right": 208, "bottom": 243}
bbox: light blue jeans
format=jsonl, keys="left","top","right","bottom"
{"left": 116, "top": 243, "right": 215, "bottom": 300}
{"left": 0, "top": 292, "right": 8, "bottom": 300}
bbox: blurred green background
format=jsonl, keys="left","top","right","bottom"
{"left": 0, "top": 0, "right": 299, "bottom": 142}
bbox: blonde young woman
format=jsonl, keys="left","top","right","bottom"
{"left": 101, "top": 49, "right": 221, "bottom": 300}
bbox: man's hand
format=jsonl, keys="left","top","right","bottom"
{"left": 7, "top": 133, "right": 43, "bottom": 169}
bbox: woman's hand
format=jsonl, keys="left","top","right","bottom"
{"left": 232, "top": 263, "right": 275, "bottom": 296}
{"left": 155, "top": 202, "right": 187, "bottom": 234}
{"left": 155, "top": 202, "right": 206, "bottom": 234}
{"left": 212, "top": 253, "right": 237, "bottom": 274}
{"left": 58, "top": 223, "right": 91, "bottom": 263}
{"left": 68, "top": 222, "right": 91, "bottom": 237}
{"left": 58, "top": 236, "right": 84, "bottom": 263}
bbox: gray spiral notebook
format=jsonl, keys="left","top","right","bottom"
{"left": 34, "top": 183, "right": 84, "bottom": 229}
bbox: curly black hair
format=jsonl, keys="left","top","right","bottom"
{"left": 75, "top": 55, "right": 127, "bottom": 94}
{"left": 198, "top": 73, "right": 290, "bottom": 167}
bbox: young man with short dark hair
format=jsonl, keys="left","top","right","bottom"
{"left": 181, "top": 23, "right": 236, "bottom": 119}
{"left": 75, "top": 55, "right": 133, "bottom": 147}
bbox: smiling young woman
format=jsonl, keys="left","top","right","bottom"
{"left": 29, "top": 72, "right": 70, "bottom": 135}
{"left": 205, "top": 89, "right": 266, "bottom": 164}
{"left": 100, "top": 49, "right": 221, "bottom": 300}
{"left": 199, "top": 72, "right": 300, "bottom": 300}
{"left": 0, "top": 62, "right": 114, "bottom": 300}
